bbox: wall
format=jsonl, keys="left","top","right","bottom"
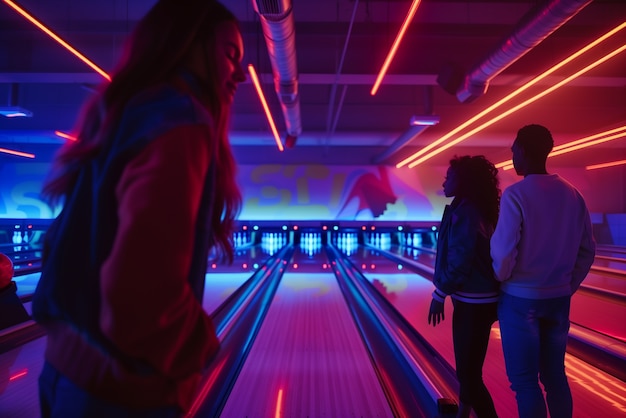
{"left": 1, "top": 159, "right": 625, "bottom": 243}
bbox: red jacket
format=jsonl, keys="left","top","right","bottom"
{"left": 35, "top": 78, "right": 220, "bottom": 410}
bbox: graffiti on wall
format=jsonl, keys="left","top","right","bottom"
{"left": 1, "top": 161, "right": 445, "bottom": 220}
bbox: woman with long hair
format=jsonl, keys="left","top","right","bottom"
{"left": 32, "top": 1, "right": 245, "bottom": 416}
{"left": 428, "top": 155, "right": 501, "bottom": 418}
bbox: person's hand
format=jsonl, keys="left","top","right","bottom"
{"left": 428, "top": 298, "right": 445, "bottom": 326}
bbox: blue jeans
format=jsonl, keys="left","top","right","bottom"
{"left": 498, "top": 293, "right": 572, "bottom": 418}
{"left": 39, "top": 362, "right": 181, "bottom": 418}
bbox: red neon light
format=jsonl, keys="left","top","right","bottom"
{"left": 407, "top": 44, "right": 626, "bottom": 168}
{"left": 586, "top": 159, "right": 626, "bottom": 170}
{"left": 9, "top": 369, "right": 28, "bottom": 381}
{"left": 247, "top": 64, "right": 284, "bottom": 151}
{"left": 371, "top": 0, "right": 422, "bottom": 95}
{"left": 396, "top": 21, "right": 626, "bottom": 168}
{"left": 3, "top": 0, "right": 111, "bottom": 81}
{"left": 184, "top": 355, "right": 229, "bottom": 418}
{"left": 54, "top": 130, "right": 77, "bottom": 141}
{"left": 0, "top": 147, "right": 35, "bottom": 158}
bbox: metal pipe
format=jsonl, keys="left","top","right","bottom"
{"left": 456, "top": 0, "right": 592, "bottom": 103}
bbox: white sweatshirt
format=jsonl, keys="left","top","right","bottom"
{"left": 491, "top": 174, "right": 596, "bottom": 299}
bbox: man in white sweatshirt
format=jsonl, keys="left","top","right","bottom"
{"left": 490, "top": 124, "right": 596, "bottom": 418}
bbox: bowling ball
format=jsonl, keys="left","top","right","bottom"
{"left": 0, "top": 252, "right": 14, "bottom": 288}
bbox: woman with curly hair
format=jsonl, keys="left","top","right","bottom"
{"left": 428, "top": 155, "right": 501, "bottom": 418}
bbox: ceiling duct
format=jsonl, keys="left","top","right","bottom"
{"left": 252, "top": 0, "right": 302, "bottom": 146}
{"left": 454, "top": 0, "right": 592, "bottom": 103}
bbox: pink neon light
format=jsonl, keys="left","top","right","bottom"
{"left": 371, "top": 0, "right": 422, "bottom": 95}
{"left": 54, "top": 130, "right": 77, "bottom": 141}
{"left": 3, "top": 0, "right": 111, "bottom": 81}
{"left": 248, "top": 64, "right": 284, "bottom": 152}
{"left": 586, "top": 159, "right": 626, "bottom": 170}
{"left": 0, "top": 147, "right": 35, "bottom": 158}
{"left": 9, "top": 369, "right": 28, "bottom": 381}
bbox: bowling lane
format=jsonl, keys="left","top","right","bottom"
{"left": 344, "top": 245, "right": 626, "bottom": 418}
{"left": 593, "top": 255, "right": 626, "bottom": 271}
{"left": 0, "top": 244, "right": 275, "bottom": 418}
{"left": 381, "top": 243, "right": 626, "bottom": 343}
{"left": 219, "top": 243, "right": 393, "bottom": 417}
{"left": 570, "top": 288, "right": 626, "bottom": 343}
{"left": 582, "top": 270, "right": 626, "bottom": 295}
{"left": 596, "top": 245, "right": 626, "bottom": 260}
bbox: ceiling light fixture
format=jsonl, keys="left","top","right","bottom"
{"left": 370, "top": 0, "right": 422, "bottom": 96}
{"left": 372, "top": 115, "right": 440, "bottom": 164}
{"left": 396, "top": 21, "right": 626, "bottom": 168}
{"left": 248, "top": 64, "right": 284, "bottom": 152}
{"left": 0, "top": 147, "right": 35, "bottom": 158}
{"left": 2, "top": 0, "right": 111, "bottom": 81}
{"left": 0, "top": 106, "right": 32, "bottom": 118}
{"left": 405, "top": 44, "right": 626, "bottom": 168}
{"left": 410, "top": 115, "right": 440, "bottom": 126}
{"left": 1, "top": 84, "right": 32, "bottom": 118}
{"left": 586, "top": 159, "right": 626, "bottom": 170}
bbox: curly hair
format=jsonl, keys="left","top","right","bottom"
{"left": 449, "top": 155, "right": 501, "bottom": 227}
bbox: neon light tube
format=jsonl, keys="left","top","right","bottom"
{"left": 495, "top": 125, "right": 626, "bottom": 168}
{"left": 370, "top": 0, "right": 422, "bottom": 96}
{"left": 3, "top": 0, "right": 111, "bottom": 81}
{"left": 54, "top": 130, "right": 77, "bottom": 141}
{"left": 274, "top": 388, "right": 284, "bottom": 418}
{"left": 0, "top": 147, "right": 35, "bottom": 158}
{"left": 396, "top": 21, "right": 626, "bottom": 168}
{"left": 500, "top": 131, "right": 626, "bottom": 171}
{"left": 553, "top": 125, "right": 626, "bottom": 152}
{"left": 586, "top": 159, "right": 626, "bottom": 170}
{"left": 549, "top": 131, "right": 626, "bottom": 157}
{"left": 248, "top": 64, "right": 284, "bottom": 152}
{"left": 407, "top": 44, "right": 626, "bottom": 168}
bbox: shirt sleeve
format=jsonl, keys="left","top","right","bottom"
{"left": 571, "top": 203, "right": 596, "bottom": 293}
{"left": 491, "top": 189, "right": 522, "bottom": 282}
{"left": 99, "top": 124, "right": 219, "bottom": 380}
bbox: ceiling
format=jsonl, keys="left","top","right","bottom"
{"left": 1, "top": 0, "right": 625, "bottom": 168}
